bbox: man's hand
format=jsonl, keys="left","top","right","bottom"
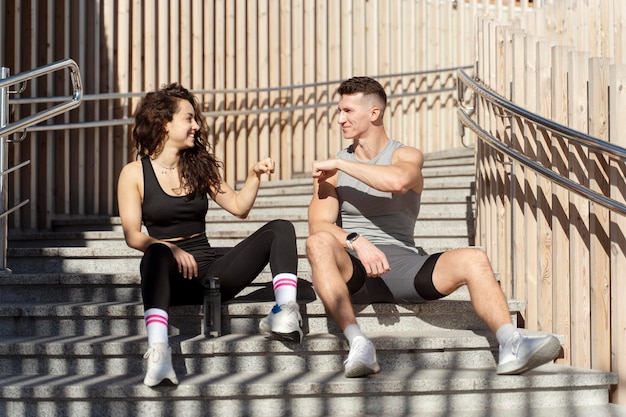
{"left": 352, "top": 236, "right": 391, "bottom": 277}
{"left": 312, "top": 159, "right": 339, "bottom": 182}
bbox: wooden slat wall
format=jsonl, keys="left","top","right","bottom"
{"left": 2, "top": 0, "right": 516, "bottom": 229}
{"left": 473, "top": 0, "right": 626, "bottom": 405}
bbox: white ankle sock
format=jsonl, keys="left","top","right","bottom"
{"left": 343, "top": 324, "right": 365, "bottom": 346}
{"left": 272, "top": 273, "right": 298, "bottom": 306}
{"left": 496, "top": 323, "right": 516, "bottom": 346}
{"left": 145, "top": 308, "right": 169, "bottom": 345}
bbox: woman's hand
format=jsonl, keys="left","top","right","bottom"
{"left": 253, "top": 157, "right": 275, "bottom": 176}
{"left": 168, "top": 244, "right": 198, "bottom": 279}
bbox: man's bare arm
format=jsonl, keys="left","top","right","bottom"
{"left": 313, "top": 146, "right": 424, "bottom": 195}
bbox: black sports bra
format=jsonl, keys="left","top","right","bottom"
{"left": 141, "top": 156, "right": 208, "bottom": 240}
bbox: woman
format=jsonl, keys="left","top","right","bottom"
{"left": 117, "top": 83, "right": 302, "bottom": 387}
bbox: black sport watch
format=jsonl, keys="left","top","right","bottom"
{"left": 345, "top": 232, "right": 360, "bottom": 250}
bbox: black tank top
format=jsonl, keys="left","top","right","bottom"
{"left": 141, "top": 156, "right": 208, "bottom": 240}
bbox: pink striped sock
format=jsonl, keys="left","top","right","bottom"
{"left": 272, "top": 273, "right": 298, "bottom": 306}
{"left": 144, "top": 308, "right": 169, "bottom": 345}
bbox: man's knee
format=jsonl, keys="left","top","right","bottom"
{"left": 466, "top": 248, "right": 493, "bottom": 272}
{"left": 306, "top": 232, "right": 338, "bottom": 259}
{"left": 305, "top": 232, "right": 343, "bottom": 266}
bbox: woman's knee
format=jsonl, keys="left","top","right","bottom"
{"left": 265, "top": 219, "right": 295, "bottom": 235}
{"left": 140, "top": 243, "right": 175, "bottom": 275}
{"left": 144, "top": 242, "right": 171, "bottom": 258}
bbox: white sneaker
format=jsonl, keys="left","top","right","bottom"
{"left": 259, "top": 302, "right": 303, "bottom": 343}
{"left": 143, "top": 343, "right": 179, "bottom": 386}
{"left": 344, "top": 336, "right": 380, "bottom": 378}
{"left": 497, "top": 331, "right": 561, "bottom": 375}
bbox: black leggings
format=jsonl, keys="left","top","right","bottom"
{"left": 140, "top": 219, "right": 298, "bottom": 311}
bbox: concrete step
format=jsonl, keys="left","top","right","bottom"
{"left": 0, "top": 291, "right": 524, "bottom": 337}
{"left": 6, "top": 238, "right": 479, "bottom": 274}
{"left": 8, "top": 203, "right": 475, "bottom": 248}
{"left": 0, "top": 365, "right": 617, "bottom": 417}
{"left": 0, "top": 329, "right": 503, "bottom": 375}
{"left": 4, "top": 248, "right": 308, "bottom": 274}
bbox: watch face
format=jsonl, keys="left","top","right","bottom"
{"left": 347, "top": 232, "right": 359, "bottom": 241}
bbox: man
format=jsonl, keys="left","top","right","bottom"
{"left": 305, "top": 76, "right": 560, "bottom": 378}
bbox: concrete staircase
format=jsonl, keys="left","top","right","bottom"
{"left": 1, "top": 147, "right": 624, "bottom": 417}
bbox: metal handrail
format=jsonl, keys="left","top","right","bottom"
{"left": 8, "top": 66, "right": 469, "bottom": 133}
{"left": 457, "top": 69, "right": 626, "bottom": 161}
{"left": 0, "top": 59, "right": 83, "bottom": 140}
{"left": 456, "top": 68, "right": 626, "bottom": 216}
{"left": 0, "top": 59, "right": 83, "bottom": 272}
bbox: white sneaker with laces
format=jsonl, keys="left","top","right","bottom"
{"left": 344, "top": 336, "right": 380, "bottom": 378}
{"left": 259, "top": 302, "right": 303, "bottom": 343}
{"left": 143, "top": 343, "right": 179, "bottom": 386}
{"left": 497, "top": 331, "right": 561, "bottom": 375}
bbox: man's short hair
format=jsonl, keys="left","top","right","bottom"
{"left": 337, "top": 76, "right": 387, "bottom": 111}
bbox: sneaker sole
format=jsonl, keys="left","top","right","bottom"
{"left": 269, "top": 329, "right": 303, "bottom": 343}
{"left": 143, "top": 375, "right": 179, "bottom": 387}
{"left": 496, "top": 336, "right": 561, "bottom": 375}
{"left": 259, "top": 318, "right": 303, "bottom": 343}
{"left": 344, "top": 361, "right": 381, "bottom": 378}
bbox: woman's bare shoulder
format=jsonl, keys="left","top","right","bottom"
{"left": 119, "top": 159, "right": 143, "bottom": 181}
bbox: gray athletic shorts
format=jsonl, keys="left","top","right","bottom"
{"left": 347, "top": 244, "right": 444, "bottom": 304}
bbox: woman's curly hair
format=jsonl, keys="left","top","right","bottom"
{"left": 132, "top": 83, "right": 222, "bottom": 198}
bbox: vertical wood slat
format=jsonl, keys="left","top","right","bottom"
{"left": 224, "top": 0, "right": 236, "bottom": 184}
{"left": 609, "top": 63, "right": 626, "bottom": 404}
{"left": 474, "top": 15, "right": 487, "bottom": 252}
{"left": 567, "top": 51, "right": 591, "bottom": 369}
{"left": 268, "top": 2, "right": 280, "bottom": 178}
{"left": 522, "top": 33, "right": 539, "bottom": 330}
{"left": 327, "top": 1, "right": 341, "bottom": 159}
{"left": 191, "top": 2, "right": 203, "bottom": 91}
{"left": 28, "top": 2, "right": 39, "bottom": 226}
{"left": 485, "top": 19, "right": 499, "bottom": 276}
{"left": 510, "top": 30, "right": 526, "bottom": 303}
{"left": 9, "top": 0, "right": 22, "bottom": 228}
{"left": 550, "top": 44, "right": 572, "bottom": 363}
{"left": 235, "top": 0, "right": 247, "bottom": 181}
{"left": 179, "top": 0, "right": 191, "bottom": 84}
{"left": 302, "top": 0, "right": 316, "bottom": 173}
{"left": 417, "top": 0, "right": 428, "bottom": 151}
{"left": 588, "top": 58, "right": 612, "bottom": 373}
{"left": 45, "top": 0, "right": 54, "bottom": 229}
{"left": 535, "top": 40, "right": 553, "bottom": 333}
{"left": 290, "top": 1, "right": 304, "bottom": 175}
{"left": 157, "top": 0, "right": 169, "bottom": 84}
{"left": 614, "top": 1, "right": 626, "bottom": 66}
{"left": 279, "top": 0, "right": 293, "bottom": 180}
{"left": 62, "top": 0, "right": 71, "bottom": 216}
{"left": 245, "top": 0, "right": 259, "bottom": 177}
{"left": 493, "top": 24, "right": 508, "bottom": 294}
{"left": 314, "top": 1, "right": 329, "bottom": 163}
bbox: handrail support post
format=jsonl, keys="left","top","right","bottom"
{"left": 0, "top": 67, "right": 12, "bottom": 274}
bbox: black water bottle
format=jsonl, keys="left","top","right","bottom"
{"left": 204, "top": 276, "right": 221, "bottom": 337}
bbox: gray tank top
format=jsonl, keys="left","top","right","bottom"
{"left": 336, "top": 139, "right": 421, "bottom": 251}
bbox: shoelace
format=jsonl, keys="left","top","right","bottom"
{"left": 143, "top": 347, "right": 162, "bottom": 361}
{"left": 509, "top": 332, "right": 522, "bottom": 356}
{"left": 279, "top": 303, "right": 302, "bottom": 324}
